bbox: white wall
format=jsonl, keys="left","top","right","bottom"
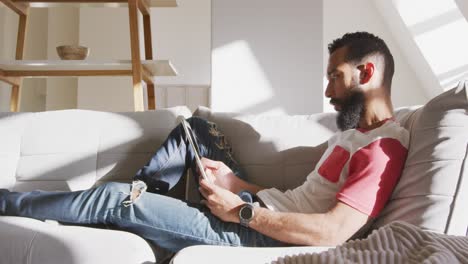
{"left": 78, "top": 0, "right": 211, "bottom": 111}
{"left": 323, "top": 0, "right": 428, "bottom": 111}
{"left": 152, "top": 0, "right": 211, "bottom": 86}
{"left": 211, "top": 0, "right": 323, "bottom": 115}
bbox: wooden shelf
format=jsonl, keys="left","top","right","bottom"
{"left": 0, "top": 60, "right": 177, "bottom": 78}
{"left": 7, "top": 0, "right": 177, "bottom": 8}
{"left": 1, "top": 0, "right": 177, "bottom": 111}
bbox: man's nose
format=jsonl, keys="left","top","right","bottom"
{"left": 325, "top": 83, "right": 333, "bottom": 98}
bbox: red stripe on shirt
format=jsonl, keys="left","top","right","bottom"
{"left": 318, "top": 146, "right": 350, "bottom": 183}
{"left": 336, "top": 138, "right": 408, "bottom": 217}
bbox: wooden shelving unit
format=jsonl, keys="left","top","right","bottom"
{"left": 0, "top": 0, "right": 178, "bottom": 112}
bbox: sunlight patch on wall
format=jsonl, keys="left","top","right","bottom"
{"left": 212, "top": 40, "right": 279, "bottom": 114}
{"left": 415, "top": 19, "right": 468, "bottom": 88}
{"left": 394, "top": 0, "right": 468, "bottom": 90}
{"left": 395, "top": 0, "right": 458, "bottom": 26}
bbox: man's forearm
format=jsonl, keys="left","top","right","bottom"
{"left": 248, "top": 207, "right": 337, "bottom": 246}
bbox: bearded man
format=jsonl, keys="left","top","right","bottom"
{"left": 1, "top": 31, "right": 408, "bottom": 252}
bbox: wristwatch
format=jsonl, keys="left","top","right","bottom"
{"left": 239, "top": 203, "right": 255, "bottom": 227}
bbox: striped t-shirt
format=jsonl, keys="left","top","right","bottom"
{"left": 257, "top": 119, "right": 409, "bottom": 217}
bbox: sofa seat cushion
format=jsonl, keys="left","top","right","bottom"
{"left": 0, "top": 216, "right": 156, "bottom": 264}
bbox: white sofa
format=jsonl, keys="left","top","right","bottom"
{"left": 1, "top": 81, "right": 467, "bottom": 264}
{"left": 0, "top": 106, "right": 192, "bottom": 264}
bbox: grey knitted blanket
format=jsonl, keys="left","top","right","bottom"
{"left": 272, "top": 221, "right": 468, "bottom": 264}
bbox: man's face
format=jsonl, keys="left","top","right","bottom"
{"left": 325, "top": 47, "right": 365, "bottom": 131}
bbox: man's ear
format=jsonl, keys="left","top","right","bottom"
{"left": 357, "top": 63, "right": 374, "bottom": 84}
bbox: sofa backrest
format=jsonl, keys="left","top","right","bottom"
{"left": 373, "top": 81, "right": 468, "bottom": 236}
{"left": 194, "top": 108, "right": 338, "bottom": 190}
{"left": 194, "top": 81, "right": 468, "bottom": 236}
{"left": 0, "top": 107, "right": 191, "bottom": 193}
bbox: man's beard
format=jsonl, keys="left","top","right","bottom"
{"left": 333, "top": 90, "right": 365, "bottom": 131}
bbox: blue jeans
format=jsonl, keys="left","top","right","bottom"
{"left": 0, "top": 117, "right": 286, "bottom": 252}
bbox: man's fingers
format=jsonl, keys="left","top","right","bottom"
{"left": 201, "top": 157, "right": 219, "bottom": 169}
{"left": 199, "top": 178, "right": 215, "bottom": 193}
{"left": 199, "top": 185, "right": 210, "bottom": 199}
{"left": 198, "top": 168, "right": 214, "bottom": 184}
{"left": 205, "top": 168, "right": 216, "bottom": 183}
{"left": 198, "top": 169, "right": 214, "bottom": 182}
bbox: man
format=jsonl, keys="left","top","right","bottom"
{"left": 0, "top": 32, "right": 408, "bottom": 252}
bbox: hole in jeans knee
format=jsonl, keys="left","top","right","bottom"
{"left": 122, "top": 180, "right": 147, "bottom": 207}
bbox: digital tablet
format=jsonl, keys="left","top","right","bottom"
{"left": 178, "top": 116, "right": 212, "bottom": 183}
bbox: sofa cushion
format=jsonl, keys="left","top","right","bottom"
{"left": 372, "top": 81, "right": 468, "bottom": 235}
{"left": 0, "top": 112, "right": 33, "bottom": 190}
{"left": 0, "top": 106, "right": 192, "bottom": 193}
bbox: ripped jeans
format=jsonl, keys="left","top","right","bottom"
{"left": 0, "top": 117, "right": 286, "bottom": 252}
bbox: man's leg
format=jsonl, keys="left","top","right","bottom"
{"left": 134, "top": 117, "right": 246, "bottom": 194}
{"left": 0, "top": 183, "right": 286, "bottom": 252}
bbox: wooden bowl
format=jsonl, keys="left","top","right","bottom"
{"left": 56, "top": 45, "right": 90, "bottom": 60}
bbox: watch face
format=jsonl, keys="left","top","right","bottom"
{"left": 240, "top": 206, "right": 253, "bottom": 220}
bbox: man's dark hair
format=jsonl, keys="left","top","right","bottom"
{"left": 328, "top": 32, "right": 395, "bottom": 91}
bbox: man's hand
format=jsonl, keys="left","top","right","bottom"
{"left": 199, "top": 158, "right": 244, "bottom": 193}
{"left": 199, "top": 169, "right": 244, "bottom": 223}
